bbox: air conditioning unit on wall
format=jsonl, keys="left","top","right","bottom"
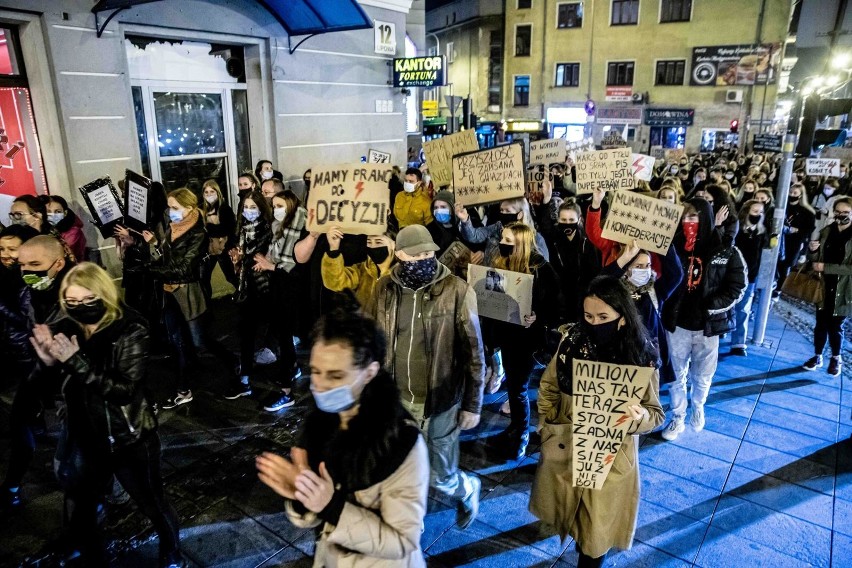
{"left": 726, "top": 90, "right": 744, "bottom": 103}
{"left": 631, "top": 92, "right": 646, "bottom": 104}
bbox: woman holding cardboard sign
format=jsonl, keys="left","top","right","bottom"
{"left": 530, "top": 276, "right": 664, "bottom": 567}
{"left": 486, "top": 223, "right": 561, "bottom": 461}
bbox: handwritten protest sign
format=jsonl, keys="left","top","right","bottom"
{"left": 601, "top": 191, "right": 684, "bottom": 255}
{"left": 806, "top": 158, "right": 841, "bottom": 177}
{"left": 529, "top": 138, "right": 567, "bottom": 165}
{"left": 467, "top": 264, "right": 533, "bottom": 325}
{"left": 123, "top": 169, "right": 151, "bottom": 232}
{"left": 453, "top": 143, "right": 525, "bottom": 206}
{"left": 631, "top": 154, "right": 656, "bottom": 182}
{"left": 567, "top": 137, "right": 596, "bottom": 160}
{"left": 367, "top": 149, "right": 391, "bottom": 164}
{"left": 423, "top": 130, "right": 479, "bottom": 187}
{"left": 78, "top": 177, "right": 124, "bottom": 238}
{"left": 822, "top": 147, "right": 852, "bottom": 163}
{"left": 306, "top": 164, "right": 392, "bottom": 235}
{"left": 575, "top": 148, "right": 633, "bottom": 194}
{"left": 664, "top": 148, "right": 685, "bottom": 162}
{"left": 439, "top": 240, "right": 472, "bottom": 279}
{"left": 571, "top": 359, "right": 652, "bottom": 490}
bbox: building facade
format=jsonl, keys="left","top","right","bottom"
{"left": 503, "top": 0, "right": 794, "bottom": 153}
{"left": 0, "top": 0, "right": 420, "bottom": 271}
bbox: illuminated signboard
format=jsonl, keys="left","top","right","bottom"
{"left": 393, "top": 56, "right": 446, "bottom": 88}
{"left": 507, "top": 121, "right": 544, "bottom": 132}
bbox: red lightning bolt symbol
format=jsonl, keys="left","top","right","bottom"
{"left": 614, "top": 414, "right": 630, "bottom": 427}
{"left": 308, "top": 208, "right": 315, "bottom": 227}
{"left": 632, "top": 157, "right": 645, "bottom": 174}
{"left": 603, "top": 454, "right": 615, "bottom": 465}
{"left": 355, "top": 181, "right": 365, "bottom": 201}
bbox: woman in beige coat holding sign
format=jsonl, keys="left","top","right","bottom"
{"left": 530, "top": 276, "right": 664, "bottom": 568}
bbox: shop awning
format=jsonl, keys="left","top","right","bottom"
{"left": 93, "top": 0, "right": 373, "bottom": 37}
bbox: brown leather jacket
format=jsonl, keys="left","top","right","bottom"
{"left": 367, "top": 262, "right": 486, "bottom": 418}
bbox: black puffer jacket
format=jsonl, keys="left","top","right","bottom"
{"left": 662, "top": 198, "right": 748, "bottom": 337}
{"left": 48, "top": 308, "right": 156, "bottom": 450}
{"left": 148, "top": 214, "right": 206, "bottom": 284}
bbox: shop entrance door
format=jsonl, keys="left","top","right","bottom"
{"left": 132, "top": 83, "right": 250, "bottom": 204}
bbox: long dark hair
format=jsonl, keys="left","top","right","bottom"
{"left": 236, "top": 189, "right": 273, "bottom": 234}
{"left": 297, "top": 309, "right": 416, "bottom": 491}
{"left": 585, "top": 276, "right": 658, "bottom": 367}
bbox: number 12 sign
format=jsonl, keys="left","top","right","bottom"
{"left": 374, "top": 21, "right": 396, "bottom": 55}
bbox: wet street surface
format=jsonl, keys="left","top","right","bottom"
{"left": 1, "top": 298, "right": 850, "bottom": 567}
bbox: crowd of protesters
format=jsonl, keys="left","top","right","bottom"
{"left": 0, "top": 148, "right": 850, "bottom": 567}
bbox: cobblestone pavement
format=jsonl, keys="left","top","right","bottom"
{"left": 1, "top": 298, "right": 850, "bottom": 567}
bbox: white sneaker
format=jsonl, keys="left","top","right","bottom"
{"left": 690, "top": 406, "right": 705, "bottom": 432}
{"left": 661, "top": 417, "right": 685, "bottom": 441}
{"left": 254, "top": 347, "right": 277, "bottom": 365}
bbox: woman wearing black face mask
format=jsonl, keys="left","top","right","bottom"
{"left": 29, "top": 263, "right": 185, "bottom": 567}
{"left": 485, "top": 223, "right": 562, "bottom": 461}
{"left": 805, "top": 197, "right": 852, "bottom": 377}
{"left": 322, "top": 227, "right": 395, "bottom": 307}
{"left": 539, "top": 200, "right": 601, "bottom": 322}
{"left": 730, "top": 200, "right": 768, "bottom": 356}
{"left": 530, "top": 276, "right": 663, "bottom": 568}
{"left": 776, "top": 183, "right": 816, "bottom": 294}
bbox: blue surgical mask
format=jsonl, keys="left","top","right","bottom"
{"left": 310, "top": 383, "right": 356, "bottom": 413}
{"left": 243, "top": 208, "right": 260, "bottom": 222}
{"left": 47, "top": 213, "right": 65, "bottom": 226}
{"left": 168, "top": 209, "right": 184, "bottom": 223}
{"left": 434, "top": 209, "right": 452, "bottom": 224}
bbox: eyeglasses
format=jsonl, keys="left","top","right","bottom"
{"left": 9, "top": 212, "right": 31, "bottom": 221}
{"left": 62, "top": 296, "right": 100, "bottom": 307}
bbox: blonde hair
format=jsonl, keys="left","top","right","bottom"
{"left": 201, "top": 179, "right": 224, "bottom": 218}
{"left": 168, "top": 187, "right": 199, "bottom": 210}
{"left": 494, "top": 222, "right": 536, "bottom": 274}
{"left": 59, "top": 262, "right": 123, "bottom": 336}
{"left": 501, "top": 197, "right": 534, "bottom": 228}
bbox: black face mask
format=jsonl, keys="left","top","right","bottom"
{"left": 788, "top": 196, "right": 800, "bottom": 205}
{"left": 367, "top": 246, "right": 390, "bottom": 264}
{"left": 498, "top": 243, "right": 514, "bottom": 258}
{"left": 498, "top": 212, "right": 519, "bottom": 226}
{"left": 747, "top": 214, "right": 762, "bottom": 225}
{"left": 584, "top": 318, "right": 621, "bottom": 346}
{"left": 559, "top": 222, "right": 579, "bottom": 237}
{"left": 836, "top": 213, "right": 851, "bottom": 226}
{"left": 66, "top": 299, "right": 107, "bottom": 325}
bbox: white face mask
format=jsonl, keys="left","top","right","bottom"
{"left": 628, "top": 267, "right": 653, "bottom": 287}
{"left": 670, "top": 166, "right": 679, "bottom": 174}
{"left": 261, "top": 170, "right": 274, "bottom": 180}
{"left": 273, "top": 206, "right": 287, "bottom": 222}
{"left": 824, "top": 186, "right": 836, "bottom": 197}
{"left": 725, "top": 172, "right": 734, "bottom": 179}
{"left": 204, "top": 194, "right": 218, "bottom": 204}
{"left": 403, "top": 181, "right": 416, "bottom": 193}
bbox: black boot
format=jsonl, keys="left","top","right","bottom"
{"left": 577, "top": 549, "right": 607, "bottom": 568}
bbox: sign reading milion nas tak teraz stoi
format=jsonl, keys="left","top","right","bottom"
{"left": 392, "top": 56, "right": 447, "bottom": 88}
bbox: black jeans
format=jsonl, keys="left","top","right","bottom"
{"left": 499, "top": 324, "right": 537, "bottom": 436}
{"left": 815, "top": 307, "right": 845, "bottom": 357}
{"left": 200, "top": 253, "right": 239, "bottom": 300}
{"left": 1, "top": 378, "right": 41, "bottom": 490}
{"left": 65, "top": 432, "right": 180, "bottom": 566}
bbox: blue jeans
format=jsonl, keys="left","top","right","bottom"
{"left": 731, "top": 282, "right": 756, "bottom": 349}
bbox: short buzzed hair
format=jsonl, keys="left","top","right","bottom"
{"left": 20, "top": 234, "right": 65, "bottom": 259}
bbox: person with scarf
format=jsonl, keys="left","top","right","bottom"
{"left": 225, "top": 189, "right": 273, "bottom": 400}
{"left": 660, "top": 198, "right": 746, "bottom": 440}
{"left": 143, "top": 188, "right": 234, "bottom": 409}
{"left": 601, "top": 239, "right": 683, "bottom": 383}
{"left": 44, "top": 196, "right": 87, "bottom": 262}
{"left": 730, "top": 199, "right": 769, "bottom": 356}
{"left": 366, "top": 224, "right": 486, "bottom": 530}
{"left": 486, "top": 223, "right": 562, "bottom": 461}
{"left": 256, "top": 308, "right": 429, "bottom": 566}
{"left": 529, "top": 276, "right": 664, "bottom": 568}
{"left": 253, "top": 190, "right": 312, "bottom": 412}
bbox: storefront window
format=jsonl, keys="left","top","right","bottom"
{"left": 650, "top": 126, "right": 686, "bottom": 149}
{"left": 231, "top": 89, "right": 251, "bottom": 174}
{"left": 154, "top": 92, "right": 226, "bottom": 157}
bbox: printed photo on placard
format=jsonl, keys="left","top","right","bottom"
{"left": 78, "top": 176, "right": 124, "bottom": 238}
{"left": 467, "top": 263, "right": 533, "bottom": 326}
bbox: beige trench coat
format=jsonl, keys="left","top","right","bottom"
{"left": 529, "top": 357, "right": 664, "bottom": 558}
{"left": 286, "top": 437, "right": 429, "bottom": 568}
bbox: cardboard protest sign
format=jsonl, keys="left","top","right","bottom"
{"left": 452, "top": 143, "right": 525, "bottom": 206}
{"left": 306, "top": 164, "right": 392, "bottom": 235}
{"left": 422, "top": 130, "right": 479, "bottom": 187}
{"left": 367, "top": 149, "right": 391, "bottom": 164}
{"left": 664, "top": 148, "right": 686, "bottom": 162}
{"left": 526, "top": 165, "right": 554, "bottom": 206}
{"left": 467, "top": 264, "right": 533, "bottom": 326}
{"left": 529, "top": 138, "right": 567, "bottom": 165}
{"left": 78, "top": 177, "right": 124, "bottom": 238}
{"left": 567, "top": 137, "right": 596, "bottom": 160}
{"left": 438, "top": 240, "right": 472, "bottom": 279}
{"left": 601, "top": 191, "right": 684, "bottom": 255}
{"left": 574, "top": 148, "right": 633, "bottom": 194}
{"left": 650, "top": 146, "right": 665, "bottom": 160}
{"left": 822, "top": 147, "right": 852, "bottom": 163}
{"left": 123, "top": 169, "right": 152, "bottom": 232}
{"left": 806, "top": 158, "right": 841, "bottom": 177}
{"left": 631, "top": 154, "right": 656, "bottom": 182}
{"left": 571, "top": 359, "right": 653, "bottom": 490}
